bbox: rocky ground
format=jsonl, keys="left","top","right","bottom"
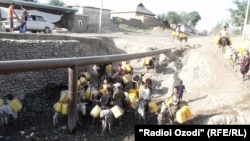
{"left": 0, "top": 29, "right": 250, "bottom": 141}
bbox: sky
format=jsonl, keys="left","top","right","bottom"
{"left": 38, "top": 0, "right": 236, "bottom": 31}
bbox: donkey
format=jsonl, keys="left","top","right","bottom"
{"left": 0, "top": 104, "right": 18, "bottom": 126}
{"left": 135, "top": 101, "right": 147, "bottom": 124}
{"left": 53, "top": 89, "right": 88, "bottom": 126}
{"left": 220, "top": 37, "right": 227, "bottom": 54}
{"left": 53, "top": 102, "right": 88, "bottom": 127}
{"left": 100, "top": 108, "right": 115, "bottom": 136}
{"left": 157, "top": 101, "right": 189, "bottom": 125}
{"left": 144, "top": 57, "right": 158, "bottom": 73}
{"left": 229, "top": 49, "right": 239, "bottom": 72}
{"left": 157, "top": 102, "right": 174, "bottom": 125}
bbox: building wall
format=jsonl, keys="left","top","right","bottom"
{"left": 73, "top": 14, "right": 88, "bottom": 33}
{"left": 62, "top": 13, "right": 75, "bottom": 31}
{"left": 111, "top": 12, "right": 164, "bottom": 28}
{"left": 0, "top": 37, "right": 102, "bottom": 100}
{"left": 82, "top": 8, "right": 111, "bottom": 25}
{"left": 73, "top": 7, "right": 111, "bottom": 33}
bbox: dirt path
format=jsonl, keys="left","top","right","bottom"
{"left": 111, "top": 34, "right": 250, "bottom": 124}
{"left": 178, "top": 36, "right": 250, "bottom": 124}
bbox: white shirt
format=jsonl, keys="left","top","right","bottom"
{"left": 220, "top": 29, "right": 229, "bottom": 37}
{"left": 139, "top": 88, "right": 151, "bottom": 101}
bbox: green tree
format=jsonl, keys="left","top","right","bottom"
{"left": 179, "top": 11, "right": 189, "bottom": 25}
{"left": 166, "top": 11, "right": 181, "bottom": 25}
{"left": 188, "top": 11, "right": 201, "bottom": 27}
{"left": 228, "top": 0, "right": 249, "bottom": 29}
{"left": 156, "top": 13, "right": 170, "bottom": 27}
{"left": 48, "top": 0, "right": 64, "bottom": 6}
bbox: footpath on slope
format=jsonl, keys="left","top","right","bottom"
{"left": 178, "top": 36, "right": 250, "bottom": 124}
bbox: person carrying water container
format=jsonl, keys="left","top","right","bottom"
{"left": 169, "top": 86, "right": 181, "bottom": 117}
{"left": 100, "top": 87, "right": 114, "bottom": 109}
{"left": 136, "top": 81, "right": 151, "bottom": 111}
{"left": 218, "top": 25, "right": 231, "bottom": 48}
{"left": 112, "top": 82, "right": 126, "bottom": 125}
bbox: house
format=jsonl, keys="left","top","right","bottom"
{"left": 0, "top": 0, "right": 77, "bottom": 31}
{"left": 69, "top": 5, "right": 111, "bottom": 33}
{"left": 111, "top": 3, "right": 164, "bottom": 27}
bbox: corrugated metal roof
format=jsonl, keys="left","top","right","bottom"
{"left": 0, "top": 0, "right": 77, "bottom": 14}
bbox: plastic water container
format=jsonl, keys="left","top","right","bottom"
{"left": 122, "top": 74, "right": 132, "bottom": 84}
{"left": 124, "top": 64, "right": 132, "bottom": 73}
{"left": 143, "top": 57, "right": 151, "bottom": 65}
{"left": 90, "top": 105, "right": 102, "bottom": 118}
{"left": 85, "top": 89, "right": 92, "bottom": 101}
{"left": 164, "top": 97, "right": 173, "bottom": 106}
{"left": 99, "top": 88, "right": 106, "bottom": 95}
{"left": 237, "top": 47, "right": 245, "bottom": 55}
{"left": 54, "top": 102, "right": 62, "bottom": 113}
{"left": 148, "top": 101, "right": 158, "bottom": 113}
{"left": 105, "top": 64, "right": 112, "bottom": 73}
{"left": 176, "top": 105, "right": 192, "bottom": 124}
{"left": 0, "top": 98, "right": 3, "bottom": 107}
{"left": 79, "top": 77, "right": 86, "bottom": 84}
{"left": 176, "top": 108, "right": 187, "bottom": 124}
{"left": 59, "top": 90, "right": 68, "bottom": 102}
{"left": 111, "top": 105, "right": 124, "bottom": 118}
{"left": 182, "top": 106, "right": 192, "bottom": 120}
{"left": 136, "top": 88, "right": 140, "bottom": 97}
{"left": 128, "top": 93, "right": 138, "bottom": 109}
{"left": 128, "top": 89, "right": 136, "bottom": 93}
{"left": 61, "top": 103, "right": 69, "bottom": 115}
{"left": 83, "top": 72, "right": 91, "bottom": 81}
{"left": 102, "top": 84, "right": 108, "bottom": 90}
{"left": 9, "top": 98, "right": 22, "bottom": 112}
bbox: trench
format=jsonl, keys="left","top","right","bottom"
{"left": 1, "top": 34, "right": 249, "bottom": 141}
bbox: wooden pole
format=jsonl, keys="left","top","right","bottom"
{"left": 68, "top": 65, "right": 78, "bottom": 134}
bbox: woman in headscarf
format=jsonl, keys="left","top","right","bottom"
{"left": 240, "top": 50, "right": 250, "bottom": 80}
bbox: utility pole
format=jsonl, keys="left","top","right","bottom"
{"left": 98, "top": 0, "right": 103, "bottom": 33}
{"left": 242, "top": 0, "right": 250, "bottom": 40}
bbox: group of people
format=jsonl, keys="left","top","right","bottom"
{"left": 217, "top": 25, "right": 250, "bottom": 80}
{"left": 7, "top": 3, "right": 29, "bottom": 33}
{"left": 77, "top": 61, "right": 156, "bottom": 125}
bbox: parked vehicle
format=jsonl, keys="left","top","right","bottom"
{"left": 1, "top": 14, "right": 54, "bottom": 33}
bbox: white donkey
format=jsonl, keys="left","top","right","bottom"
{"left": 0, "top": 104, "right": 18, "bottom": 126}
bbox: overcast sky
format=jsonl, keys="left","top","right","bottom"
{"left": 38, "top": 0, "right": 236, "bottom": 31}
